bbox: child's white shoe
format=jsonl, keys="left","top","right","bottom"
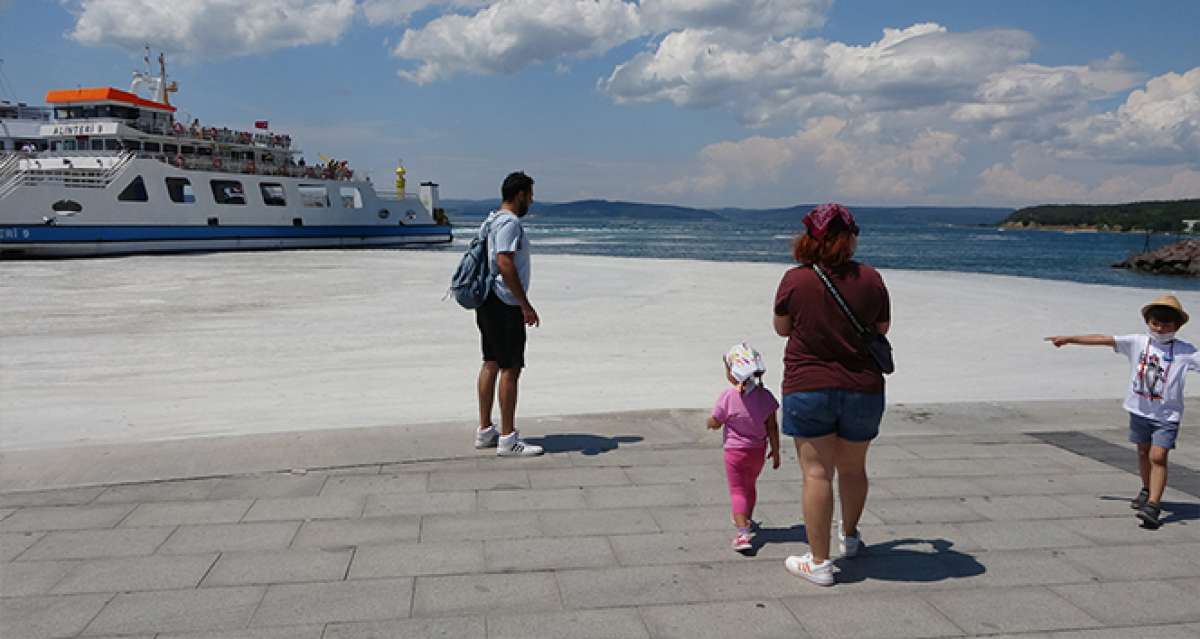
{"left": 497, "top": 431, "right": 544, "bottom": 457}
{"left": 474, "top": 424, "right": 499, "bottom": 449}
{"left": 731, "top": 531, "right": 753, "bottom": 552}
{"left": 785, "top": 552, "right": 834, "bottom": 586}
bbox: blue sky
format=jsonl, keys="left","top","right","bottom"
{"left": 1, "top": 0, "right": 1197, "bottom": 207}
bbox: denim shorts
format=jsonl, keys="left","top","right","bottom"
{"left": 781, "top": 390, "right": 885, "bottom": 442}
{"left": 1129, "top": 413, "right": 1180, "bottom": 450}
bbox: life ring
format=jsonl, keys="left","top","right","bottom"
{"left": 212, "top": 157, "right": 223, "bottom": 170}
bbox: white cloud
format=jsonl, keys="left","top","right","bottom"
{"left": 69, "top": 0, "right": 357, "bottom": 57}
{"left": 639, "top": 0, "right": 830, "bottom": 37}
{"left": 391, "top": 0, "right": 642, "bottom": 84}
{"left": 1059, "top": 67, "right": 1200, "bottom": 164}
{"left": 360, "top": 0, "right": 488, "bottom": 26}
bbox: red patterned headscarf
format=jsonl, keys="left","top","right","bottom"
{"left": 802, "top": 203, "right": 859, "bottom": 240}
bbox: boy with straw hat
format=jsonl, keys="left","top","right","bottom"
{"left": 1046, "top": 295, "right": 1195, "bottom": 529}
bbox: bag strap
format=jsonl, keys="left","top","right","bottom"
{"left": 811, "top": 264, "right": 869, "bottom": 337}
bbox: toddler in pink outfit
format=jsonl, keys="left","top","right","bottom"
{"left": 707, "top": 342, "right": 781, "bottom": 552}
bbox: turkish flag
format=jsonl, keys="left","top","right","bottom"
{"left": 254, "top": 120, "right": 269, "bottom": 129}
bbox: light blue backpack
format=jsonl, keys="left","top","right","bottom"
{"left": 449, "top": 214, "right": 496, "bottom": 309}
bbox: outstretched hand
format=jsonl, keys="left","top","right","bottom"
{"left": 1044, "top": 336, "right": 1070, "bottom": 348}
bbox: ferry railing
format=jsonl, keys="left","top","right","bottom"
{"left": 0, "top": 153, "right": 24, "bottom": 199}
{"left": 0, "top": 151, "right": 136, "bottom": 195}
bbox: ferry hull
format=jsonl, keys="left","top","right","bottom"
{"left": 0, "top": 223, "right": 451, "bottom": 258}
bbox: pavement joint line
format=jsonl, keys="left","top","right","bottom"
{"left": 343, "top": 546, "right": 356, "bottom": 582}
{"left": 196, "top": 551, "right": 223, "bottom": 588}
{"left": 1034, "top": 430, "right": 1200, "bottom": 498}
{"left": 76, "top": 591, "right": 118, "bottom": 638}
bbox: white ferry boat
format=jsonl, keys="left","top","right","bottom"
{"left": 0, "top": 56, "right": 451, "bottom": 258}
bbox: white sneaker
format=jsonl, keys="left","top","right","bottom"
{"left": 838, "top": 523, "right": 863, "bottom": 558}
{"left": 785, "top": 552, "right": 834, "bottom": 586}
{"left": 474, "top": 424, "right": 499, "bottom": 449}
{"left": 496, "top": 431, "right": 543, "bottom": 457}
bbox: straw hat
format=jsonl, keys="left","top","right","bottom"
{"left": 1141, "top": 294, "right": 1189, "bottom": 326}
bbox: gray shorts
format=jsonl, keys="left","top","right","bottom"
{"left": 1128, "top": 413, "right": 1180, "bottom": 450}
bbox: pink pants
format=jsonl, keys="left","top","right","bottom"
{"left": 724, "top": 447, "right": 766, "bottom": 518}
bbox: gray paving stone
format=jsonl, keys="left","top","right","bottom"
{"left": 411, "top": 571, "right": 560, "bottom": 617}
{"left": 785, "top": 593, "right": 960, "bottom": 639}
{"left": 488, "top": 608, "right": 648, "bottom": 639}
{"left": 971, "top": 474, "right": 1087, "bottom": 496}
{"left": 290, "top": 515, "right": 420, "bottom": 549}
{"left": 962, "top": 495, "right": 1091, "bottom": 521}
{"left": 419, "top": 511, "right": 542, "bottom": 542}
{"left": 0, "top": 530, "right": 44, "bottom": 560}
{"left": 945, "top": 549, "right": 1094, "bottom": 588}
{"left": 621, "top": 464, "right": 726, "bottom": 486}
{"left": 0, "top": 487, "right": 104, "bottom": 508}
{"left": 0, "top": 503, "right": 135, "bottom": 532}
{"left": 158, "top": 521, "right": 300, "bottom": 555}
{"left": 584, "top": 484, "right": 699, "bottom": 509}
{"left": 1060, "top": 544, "right": 1200, "bottom": 580}
{"left": 0, "top": 593, "right": 112, "bottom": 639}
{"left": 121, "top": 499, "right": 253, "bottom": 527}
{"left": 640, "top": 600, "right": 807, "bottom": 639}
{"left": 318, "top": 465, "right": 384, "bottom": 475}
{"left": 157, "top": 626, "right": 325, "bottom": 639}
{"left": 325, "top": 616, "right": 485, "bottom": 639}
{"left": 609, "top": 530, "right": 737, "bottom": 567}
{"left": 957, "top": 520, "right": 1094, "bottom": 551}
{"left": 1049, "top": 493, "right": 1141, "bottom": 518}
{"left": 527, "top": 467, "right": 632, "bottom": 488}
{"left": 1051, "top": 581, "right": 1200, "bottom": 625}
{"left": 485, "top": 536, "right": 616, "bottom": 572}
{"left": 538, "top": 507, "right": 660, "bottom": 537}
{"left": 479, "top": 487, "right": 588, "bottom": 512}
{"left": 692, "top": 560, "right": 838, "bottom": 602}
{"left": 20, "top": 526, "right": 174, "bottom": 560}
{"left": 1062, "top": 472, "right": 1148, "bottom": 495}
{"left": 95, "top": 479, "right": 221, "bottom": 504}
{"left": 52, "top": 553, "right": 217, "bottom": 594}
{"left": 1055, "top": 515, "right": 1200, "bottom": 545}
{"left": 380, "top": 459, "right": 481, "bottom": 474}
{"left": 84, "top": 586, "right": 264, "bottom": 635}
{"left": 881, "top": 477, "right": 992, "bottom": 498}
{"left": 242, "top": 495, "right": 364, "bottom": 521}
{"left": 0, "top": 507, "right": 14, "bottom": 521}
{"left": 570, "top": 448, "right": 716, "bottom": 468}
{"left": 865, "top": 498, "right": 985, "bottom": 524}
{"left": 349, "top": 541, "right": 484, "bottom": 579}
{"left": 650, "top": 505, "right": 741, "bottom": 532}
{"left": 852, "top": 522, "right": 986, "bottom": 553}
{"left": 250, "top": 578, "right": 413, "bottom": 626}
{"left": 0, "top": 560, "right": 77, "bottom": 597}
{"left": 362, "top": 491, "right": 475, "bottom": 517}
{"left": 203, "top": 548, "right": 352, "bottom": 586}
{"left": 428, "top": 469, "right": 529, "bottom": 491}
{"left": 320, "top": 473, "right": 428, "bottom": 497}
{"left": 926, "top": 586, "right": 1102, "bottom": 634}
{"left": 557, "top": 565, "right": 709, "bottom": 609}
{"left": 207, "top": 474, "right": 328, "bottom": 500}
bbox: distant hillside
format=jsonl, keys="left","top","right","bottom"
{"left": 441, "top": 199, "right": 1013, "bottom": 226}
{"left": 1003, "top": 200, "right": 1200, "bottom": 232}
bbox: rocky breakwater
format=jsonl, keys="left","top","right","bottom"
{"left": 1113, "top": 239, "right": 1200, "bottom": 276}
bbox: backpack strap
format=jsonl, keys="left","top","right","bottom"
{"left": 811, "top": 264, "right": 869, "bottom": 337}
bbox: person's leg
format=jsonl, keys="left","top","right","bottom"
{"left": 796, "top": 434, "right": 838, "bottom": 562}
{"left": 743, "top": 448, "right": 766, "bottom": 521}
{"left": 477, "top": 361, "right": 499, "bottom": 430}
{"left": 498, "top": 367, "right": 521, "bottom": 436}
{"left": 1148, "top": 445, "right": 1170, "bottom": 505}
{"left": 724, "top": 449, "right": 752, "bottom": 529}
{"left": 835, "top": 439, "right": 871, "bottom": 538}
{"left": 1137, "top": 443, "right": 1152, "bottom": 490}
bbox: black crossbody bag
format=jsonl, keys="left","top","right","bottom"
{"left": 812, "top": 264, "right": 895, "bottom": 374}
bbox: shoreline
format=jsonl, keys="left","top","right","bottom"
{"left": 3, "top": 250, "right": 1200, "bottom": 450}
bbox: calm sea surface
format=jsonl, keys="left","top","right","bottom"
{"left": 448, "top": 217, "right": 1200, "bottom": 291}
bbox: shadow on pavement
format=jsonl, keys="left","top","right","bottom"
{"left": 833, "top": 538, "right": 985, "bottom": 584}
{"left": 525, "top": 433, "right": 643, "bottom": 455}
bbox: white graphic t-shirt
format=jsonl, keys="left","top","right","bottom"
{"left": 1114, "top": 334, "right": 1200, "bottom": 423}
{"left": 486, "top": 210, "right": 530, "bottom": 307}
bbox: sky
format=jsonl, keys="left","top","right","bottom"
{"left": 0, "top": 0, "right": 1197, "bottom": 208}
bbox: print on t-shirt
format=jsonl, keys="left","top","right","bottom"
{"left": 1134, "top": 342, "right": 1172, "bottom": 401}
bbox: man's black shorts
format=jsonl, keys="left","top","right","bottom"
{"left": 476, "top": 292, "right": 525, "bottom": 369}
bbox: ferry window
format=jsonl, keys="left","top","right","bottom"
{"left": 124, "top": 141, "right": 142, "bottom": 151}
{"left": 181, "top": 146, "right": 194, "bottom": 154}
{"left": 260, "top": 183, "right": 287, "bottom": 207}
{"left": 340, "top": 187, "right": 363, "bottom": 209}
{"left": 144, "top": 142, "right": 160, "bottom": 153}
{"left": 211, "top": 180, "right": 246, "bottom": 205}
{"left": 163, "top": 144, "right": 178, "bottom": 154}
{"left": 118, "top": 176, "right": 149, "bottom": 202}
{"left": 91, "top": 139, "right": 105, "bottom": 151}
{"left": 298, "top": 184, "right": 330, "bottom": 208}
{"left": 166, "top": 178, "right": 195, "bottom": 204}
{"left": 105, "top": 139, "right": 122, "bottom": 151}
{"left": 197, "top": 147, "right": 213, "bottom": 157}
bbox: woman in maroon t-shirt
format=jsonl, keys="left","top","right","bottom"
{"left": 773, "top": 203, "right": 891, "bottom": 586}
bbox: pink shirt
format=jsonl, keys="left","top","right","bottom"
{"left": 711, "top": 386, "right": 779, "bottom": 450}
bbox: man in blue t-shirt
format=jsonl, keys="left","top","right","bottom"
{"left": 474, "top": 172, "right": 543, "bottom": 457}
